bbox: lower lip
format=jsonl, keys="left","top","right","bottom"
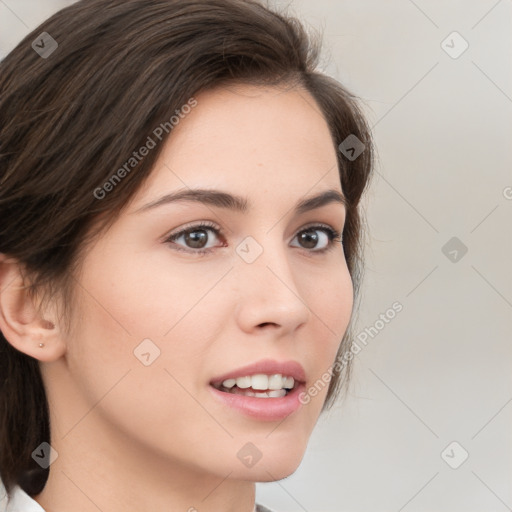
{"left": 209, "top": 383, "right": 306, "bottom": 421}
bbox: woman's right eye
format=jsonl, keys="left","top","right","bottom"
{"left": 164, "top": 222, "right": 226, "bottom": 256}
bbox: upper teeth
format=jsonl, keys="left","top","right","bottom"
{"left": 220, "top": 374, "right": 295, "bottom": 390}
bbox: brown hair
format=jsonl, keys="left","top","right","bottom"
{"left": 0, "top": 0, "right": 374, "bottom": 498}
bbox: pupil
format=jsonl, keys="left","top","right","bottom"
{"left": 300, "top": 230, "right": 318, "bottom": 249}
{"left": 186, "top": 230, "right": 207, "bottom": 248}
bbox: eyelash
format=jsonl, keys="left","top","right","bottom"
{"left": 164, "top": 221, "right": 343, "bottom": 257}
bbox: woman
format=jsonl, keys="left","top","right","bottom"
{"left": 0, "top": 0, "right": 374, "bottom": 510}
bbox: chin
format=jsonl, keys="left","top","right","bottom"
{"left": 231, "top": 441, "right": 307, "bottom": 482}
{"left": 259, "top": 461, "right": 302, "bottom": 482}
{"left": 243, "top": 460, "right": 303, "bottom": 483}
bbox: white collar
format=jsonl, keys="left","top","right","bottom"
{"left": 2, "top": 484, "right": 46, "bottom": 512}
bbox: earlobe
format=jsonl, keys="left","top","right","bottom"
{"left": 0, "top": 254, "right": 67, "bottom": 362}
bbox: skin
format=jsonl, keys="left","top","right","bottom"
{"left": 0, "top": 83, "right": 353, "bottom": 512}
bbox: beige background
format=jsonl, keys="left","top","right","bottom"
{"left": 1, "top": 1, "right": 511, "bottom": 511}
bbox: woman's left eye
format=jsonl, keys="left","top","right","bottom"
{"left": 290, "top": 226, "right": 342, "bottom": 252}
{"left": 164, "top": 222, "right": 342, "bottom": 256}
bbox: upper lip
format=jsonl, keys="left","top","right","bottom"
{"left": 209, "top": 358, "right": 306, "bottom": 386}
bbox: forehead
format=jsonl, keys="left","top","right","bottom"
{"left": 130, "top": 83, "right": 342, "bottom": 209}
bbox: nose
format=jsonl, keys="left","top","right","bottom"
{"left": 233, "top": 236, "right": 311, "bottom": 335}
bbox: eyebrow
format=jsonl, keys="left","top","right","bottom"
{"left": 133, "top": 188, "right": 347, "bottom": 215}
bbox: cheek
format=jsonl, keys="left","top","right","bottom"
{"left": 65, "top": 243, "right": 219, "bottom": 414}
{"left": 75, "top": 239, "right": 186, "bottom": 342}
{"left": 63, "top": 280, "right": 217, "bottom": 460}
{"left": 308, "top": 260, "right": 353, "bottom": 344}
{"left": 301, "top": 263, "right": 353, "bottom": 403}
{"left": 323, "top": 266, "right": 353, "bottom": 330}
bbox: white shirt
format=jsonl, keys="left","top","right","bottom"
{"left": 0, "top": 482, "right": 274, "bottom": 512}
{"left": 1, "top": 485, "right": 45, "bottom": 512}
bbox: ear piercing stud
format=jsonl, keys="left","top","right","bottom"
{"left": 38, "top": 320, "right": 54, "bottom": 347}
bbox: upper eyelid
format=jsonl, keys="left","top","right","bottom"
{"left": 165, "top": 221, "right": 221, "bottom": 241}
{"left": 166, "top": 220, "right": 341, "bottom": 239}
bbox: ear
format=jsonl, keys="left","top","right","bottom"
{"left": 0, "top": 253, "right": 67, "bottom": 362}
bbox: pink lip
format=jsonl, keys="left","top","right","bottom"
{"left": 209, "top": 358, "right": 306, "bottom": 386}
{"left": 208, "top": 359, "right": 307, "bottom": 421}
{"left": 209, "top": 381, "right": 306, "bottom": 421}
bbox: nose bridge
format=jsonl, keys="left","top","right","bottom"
{"left": 236, "top": 229, "right": 294, "bottom": 290}
{"left": 232, "top": 229, "right": 311, "bottom": 329}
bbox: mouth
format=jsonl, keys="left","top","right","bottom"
{"left": 208, "top": 359, "right": 307, "bottom": 421}
{"left": 210, "top": 373, "right": 301, "bottom": 398}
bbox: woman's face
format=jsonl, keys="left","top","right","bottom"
{"left": 51, "top": 83, "right": 353, "bottom": 481}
